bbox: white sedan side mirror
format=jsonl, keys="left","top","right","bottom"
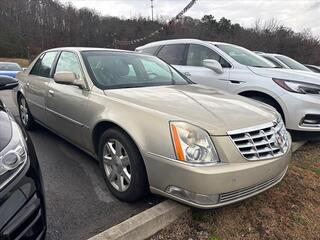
{"left": 203, "top": 59, "right": 223, "bottom": 74}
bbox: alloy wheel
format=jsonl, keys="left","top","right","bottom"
{"left": 102, "top": 139, "right": 131, "bottom": 192}
{"left": 19, "top": 98, "right": 29, "bottom": 126}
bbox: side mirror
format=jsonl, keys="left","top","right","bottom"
{"left": 54, "top": 71, "right": 84, "bottom": 89}
{"left": 0, "top": 76, "right": 18, "bottom": 90}
{"left": 203, "top": 59, "right": 223, "bottom": 74}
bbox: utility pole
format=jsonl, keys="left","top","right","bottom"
{"left": 151, "top": 0, "right": 154, "bottom": 21}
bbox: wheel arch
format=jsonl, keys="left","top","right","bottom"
{"left": 92, "top": 120, "right": 143, "bottom": 159}
{"left": 239, "top": 90, "right": 286, "bottom": 121}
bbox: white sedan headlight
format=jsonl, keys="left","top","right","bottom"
{"left": 273, "top": 78, "right": 320, "bottom": 95}
{"left": 170, "top": 122, "right": 220, "bottom": 164}
{"left": 0, "top": 121, "right": 27, "bottom": 176}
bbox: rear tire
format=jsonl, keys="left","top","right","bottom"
{"left": 98, "top": 128, "right": 148, "bottom": 202}
{"left": 18, "top": 96, "right": 35, "bottom": 130}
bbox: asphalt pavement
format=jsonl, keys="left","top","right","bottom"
{"left": 0, "top": 90, "right": 161, "bottom": 240}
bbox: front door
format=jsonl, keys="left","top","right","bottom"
{"left": 178, "top": 44, "right": 231, "bottom": 90}
{"left": 46, "top": 51, "right": 89, "bottom": 147}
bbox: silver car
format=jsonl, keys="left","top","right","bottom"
{"left": 16, "top": 48, "right": 291, "bottom": 208}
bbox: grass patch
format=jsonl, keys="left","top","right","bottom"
{"left": 312, "top": 168, "right": 320, "bottom": 175}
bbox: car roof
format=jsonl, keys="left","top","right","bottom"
{"left": 44, "top": 47, "right": 134, "bottom": 54}
{"left": 137, "top": 39, "right": 234, "bottom": 49}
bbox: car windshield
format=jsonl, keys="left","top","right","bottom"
{"left": 82, "top": 51, "right": 190, "bottom": 89}
{"left": 0, "top": 63, "right": 22, "bottom": 71}
{"left": 215, "top": 44, "right": 276, "bottom": 68}
{"left": 274, "top": 55, "right": 311, "bottom": 71}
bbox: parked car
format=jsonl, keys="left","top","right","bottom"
{"left": 305, "top": 64, "right": 320, "bottom": 73}
{"left": 256, "top": 52, "right": 312, "bottom": 72}
{"left": 136, "top": 39, "right": 320, "bottom": 135}
{"left": 0, "top": 75, "right": 18, "bottom": 89}
{"left": 16, "top": 48, "right": 291, "bottom": 208}
{"left": 0, "top": 62, "right": 22, "bottom": 78}
{"left": 0, "top": 77, "right": 46, "bottom": 239}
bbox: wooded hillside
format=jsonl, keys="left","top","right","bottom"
{"left": 1, "top": 0, "right": 319, "bottom": 64}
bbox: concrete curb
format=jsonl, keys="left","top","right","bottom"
{"left": 88, "top": 200, "right": 189, "bottom": 240}
{"left": 89, "top": 141, "right": 306, "bottom": 240}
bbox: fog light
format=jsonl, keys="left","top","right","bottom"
{"left": 166, "top": 186, "right": 219, "bottom": 205}
{"left": 301, "top": 114, "right": 320, "bottom": 127}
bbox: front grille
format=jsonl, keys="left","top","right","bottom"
{"left": 219, "top": 168, "right": 286, "bottom": 203}
{"left": 228, "top": 120, "right": 289, "bottom": 161}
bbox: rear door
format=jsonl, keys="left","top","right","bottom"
{"left": 46, "top": 51, "right": 89, "bottom": 146}
{"left": 25, "top": 51, "right": 58, "bottom": 123}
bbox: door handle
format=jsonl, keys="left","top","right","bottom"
{"left": 230, "top": 80, "right": 241, "bottom": 84}
{"left": 48, "top": 90, "right": 54, "bottom": 96}
{"left": 184, "top": 72, "right": 191, "bottom": 77}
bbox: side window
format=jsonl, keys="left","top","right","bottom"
{"left": 139, "top": 46, "right": 159, "bottom": 56}
{"left": 157, "top": 44, "right": 186, "bottom": 65}
{"left": 30, "top": 52, "right": 57, "bottom": 78}
{"left": 187, "top": 44, "right": 231, "bottom": 68}
{"left": 55, "top": 52, "right": 84, "bottom": 80}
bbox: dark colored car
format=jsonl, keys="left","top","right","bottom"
{"left": 0, "top": 62, "right": 22, "bottom": 78}
{"left": 0, "top": 77, "right": 46, "bottom": 239}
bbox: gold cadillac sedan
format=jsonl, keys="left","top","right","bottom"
{"left": 16, "top": 48, "right": 291, "bottom": 208}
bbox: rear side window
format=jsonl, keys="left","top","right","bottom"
{"left": 157, "top": 44, "right": 186, "bottom": 65}
{"left": 30, "top": 52, "right": 57, "bottom": 78}
{"left": 187, "top": 44, "right": 231, "bottom": 68}
{"left": 139, "top": 46, "right": 159, "bottom": 55}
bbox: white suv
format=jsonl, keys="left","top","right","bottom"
{"left": 136, "top": 39, "right": 320, "bottom": 134}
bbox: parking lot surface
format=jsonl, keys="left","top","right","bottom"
{"left": 0, "top": 90, "right": 161, "bottom": 240}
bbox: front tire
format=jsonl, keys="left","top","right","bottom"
{"left": 18, "top": 96, "right": 35, "bottom": 130}
{"left": 98, "top": 128, "right": 148, "bottom": 202}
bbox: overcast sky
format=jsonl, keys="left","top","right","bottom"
{"left": 58, "top": 0, "right": 320, "bottom": 36}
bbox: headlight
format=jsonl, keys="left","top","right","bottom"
{"left": 170, "top": 122, "right": 220, "bottom": 164}
{"left": 0, "top": 121, "right": 27, "bottom": 176}
{"left": 273, "top": 78, "right": 320, "bottom": 95}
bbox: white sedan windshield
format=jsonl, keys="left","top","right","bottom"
{"left": 216, "top": 44, "right": 276, "bottom": 68}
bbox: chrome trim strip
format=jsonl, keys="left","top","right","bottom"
{"left": 46, "top": 108, "right": 84, "bottom": 127}
{"left": 227, "top": 121, "right": 275, "bottom": 135}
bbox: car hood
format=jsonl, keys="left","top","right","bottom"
{"left": 248, "top": 67, "right": 320, "bottom": 85}
{"left": 0, "top": 101, "right": 12, "bottom": 152}
{"left": 105, "top": 85, "right": 277, "bottom": 135}
{"left": 0, "top": 71, "right": 20, "bottom": 78}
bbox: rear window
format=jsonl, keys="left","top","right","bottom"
{"left": 0, "top": 63, "right": 22, "bottom": 71}
{"left": 138, "top": 46, "right": 159, "bottom": 55}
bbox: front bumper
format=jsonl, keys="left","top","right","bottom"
{"left": 144, "top": 136, "right": 291, "bottom": 209}
{"left": 281, "top": 92, "right": 320, "bottom": 132}
{"left": 0, "top": 160, "right": 46, "bottom": 239}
